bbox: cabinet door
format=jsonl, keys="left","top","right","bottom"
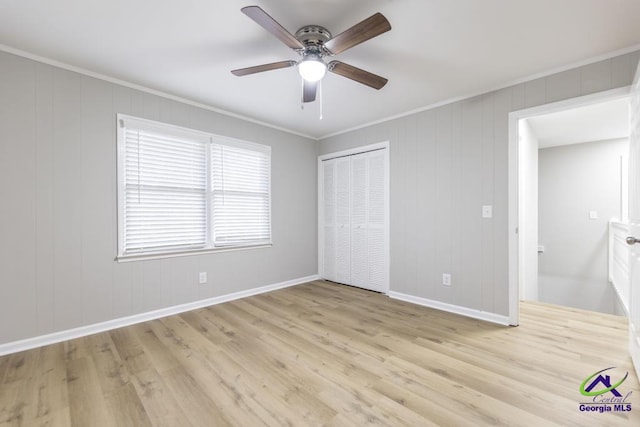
{"left": 350, "top": 153, "right": 369, "bottom": 288}
{"left": 368, "top": 150, "right": 388, "bottom": 292}
{"left": 335, "top": 157, "right": 351, "bottom": 284}
{"left": 321, "top": 159, "right": 336, "bottom": 281}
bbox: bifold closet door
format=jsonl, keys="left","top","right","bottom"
{"left": 320, "top": 148, "right": 387, "bottom": 293}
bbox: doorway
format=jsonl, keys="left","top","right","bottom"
{"left": 508, "top": 88, "right": 631, "bottom": 325}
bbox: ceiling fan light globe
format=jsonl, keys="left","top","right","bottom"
{"left": 298, "top": 57, "right": 327, "bottom": 82}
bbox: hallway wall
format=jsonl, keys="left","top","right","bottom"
{"left": 538, "top": 138, "right": 628, "bottom": 313}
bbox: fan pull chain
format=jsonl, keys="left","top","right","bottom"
{"left": 319, "top": 79, "right": 323, "bottom": 120}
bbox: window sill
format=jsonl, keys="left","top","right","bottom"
{"left": 115, "top": 243, "right": 272, "bottom": 263}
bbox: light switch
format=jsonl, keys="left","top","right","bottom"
{"left": 589, "top": 210, "right": 598, "bottom": 220}
{"left": 482, "top": 205, "right": 493, "bottom": 218}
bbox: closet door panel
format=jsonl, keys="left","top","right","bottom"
{"left": 335, "top": 157, "right": 351, "bottom": 284}
{"left": 368, "top": 151, "right": 387, "bottom": 291}
{"left": 350, "top": 153, "right": 369, "bottom": 287}
{"left": 322, "top": 160, "right": 336, "bottom": 281}
{"left": 368, "top": 228, "right": 385, "bottom": 290}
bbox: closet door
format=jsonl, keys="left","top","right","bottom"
{"left": 350, "top": 153, "right": 369, "bottom": 288}
{"left": 321, "top": 159, "right": 336, "bottom": 281}
{"left": 367, "top": 150, "right": 387, "bottom": 292}
{"left": 335, "top": 157, "right": 351, "bottom": 284}
{"left": 320, "top": 146, "right": 388, "bottom": 292}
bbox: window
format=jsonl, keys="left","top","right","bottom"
{"left": 117, "top": 114, "right": 271, "bottom": 259}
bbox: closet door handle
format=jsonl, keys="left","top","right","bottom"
{"left": 627, "top": 236, "right": 640, "bottom": 245}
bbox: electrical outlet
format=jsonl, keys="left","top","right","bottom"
{"left": 442, "top": 273, "right": 451, "bottom": 286}
{"left": 199, "top": 272, "right": 207, "bottom": 284}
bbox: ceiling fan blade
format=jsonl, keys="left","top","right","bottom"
{"left": 241, "top": 6, "right": 305, "bottom": 50}
{"left": 328, "top": 61, "right": 388, "bottom": 90}
{"left": 324, "top": 13, "right": 391, "bottom": 55}
{"left": 303, "top": 80, "right": 317, "bottom": 103}
{"left": 231, "top": 60, "right": 296, "bottom": 76}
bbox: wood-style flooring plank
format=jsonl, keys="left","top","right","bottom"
{"left": 66, "top": 356, "right": 115, "bottom": 426}
{"left": 0, "top": 280, "right": 639, "bottom": 426}
{"left": 129, "top": 367, "right": 192, "bottom": 427}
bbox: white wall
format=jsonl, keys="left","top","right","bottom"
{"left": 319, "top": 50, "right": 640, "bottom": 318}
{"left": 538, "top": 138, "right": 628, "bottom": 314}
{"left": 518, "top": 120, "right": 539, "bottom": 301}
{"left": 0, "top": 51, "right": 318, "bottom": 345}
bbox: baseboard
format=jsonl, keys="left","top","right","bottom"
{"left": 612, "top": 286, "right": 630, "bottom": 317}
{"left": 0, "top": 274, "right": 320, "bottom": 356}
{"left": 388, "top": 291, "right": 512, "bottom": 326}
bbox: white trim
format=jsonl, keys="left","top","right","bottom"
{"left": 613, "top": 287, "right": 630, "bottom": 317}
{"left": 116, "top": 243, "right": 272, "bottom": 262}
{"left": 317, "top": 158, "right": 324, "bottom": 284}
{"left": 388, "top": 292, "right": 512, "bottom": 326}
{"left": 317, "top": 141, "right": 389, "bottom": 162}
{"left": 508, "top": 114, "right": 520, "bottom": 326}
{"left": 118, "top": 113, "right": 213, "bottom": 144}
{"left": 318, "top": 141, "right": 390, "bottom": 294}
{"left": 0, "top": 275, "right": 319, "bottom": 356}
{"left": 632, "top": 324, "right": 640, "bottom": 384}
{"left": 508, "top": 87, "right": 631, "bottom": 120}
{"left": 507, "top": 86, "right": 631, "bottom": 326}
{"left": 319, "top": 45, "right": 640, "bottom": 140}
{"left": 0, "top": 44, "right": 315, "bottom": 140}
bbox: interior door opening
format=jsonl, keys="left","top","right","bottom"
{"left": 519, "top": 98, "right": 630, "bottom": 316}
{"left": 508, "top": 87, "right": 632, "bottom": 325}
{"left": 509, "top": 59, "right": 640, "bottom": 390}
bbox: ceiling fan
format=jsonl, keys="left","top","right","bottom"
{"left": 231, "top": 6, "right": 391, "bottom": 103}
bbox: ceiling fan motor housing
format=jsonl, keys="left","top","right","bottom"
{"left": 295, "top": 25, "right": 332, "bottom": 54}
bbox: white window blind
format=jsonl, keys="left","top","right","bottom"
{"left": 117, "top": 114, "right": 271, "bottom": 259}
{"left": 123, "top": 128, "right": 207, "bottom": 254}
{"left": 211, "top": 142, "right": 271, "bottom": 246}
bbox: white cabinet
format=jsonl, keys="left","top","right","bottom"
{"left": 320, "top": 147, "right": 388, "bottom": 293}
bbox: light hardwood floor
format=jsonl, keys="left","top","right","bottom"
{"left": 0, "top": 280, "right": 638, "bottom": 426}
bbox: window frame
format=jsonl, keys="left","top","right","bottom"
{"left": 116, "top": 114, "right": 272, "bottom": 262}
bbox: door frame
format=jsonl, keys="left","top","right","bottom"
{"left": 628, "top": 59, "right": 640, "bottom": 383}
{"left": 507, "top": 87, "right": 631, "bottom": 325}
{"left": 318, "top": 141, "right": 390, "bottom": 294}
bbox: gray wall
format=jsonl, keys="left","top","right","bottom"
{"left": 319, "top": 51, "right": 640, "bottom": 317}
{"left": 0, "top": 51, "right": 318, "bottom": 345}
{"left": 538, "top": 138, "right": 628, "bottom": 314}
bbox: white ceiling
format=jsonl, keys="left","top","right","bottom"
{"left": 1, "top": 0, "right": 640, "bottom": 139}
{"left": 527, "top": 97, "right": 630, "bottom": 148}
